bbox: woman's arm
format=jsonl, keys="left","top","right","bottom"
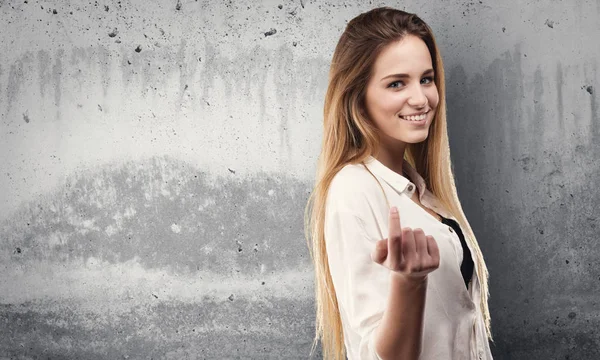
{"left": 373, "top": 274, "right": 428, "bottom": 360}
{"left": 370, "top": 207, "right": 440, "bottom": 360}
{"left": 325, "top": 206, "right": 439, "bottom": 360}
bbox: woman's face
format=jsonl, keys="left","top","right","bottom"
{"left": 364, "top": 34, "right": 439, "bottom": 148}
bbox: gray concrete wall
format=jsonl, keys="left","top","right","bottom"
{"left": 0, "top": 0, "right": 598, "bottom": 359}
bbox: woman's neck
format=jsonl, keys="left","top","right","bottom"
{"left": 373, "top": 142, "right": 407, "bottom": 177}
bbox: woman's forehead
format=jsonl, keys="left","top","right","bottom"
{"left": 372, "top": 36, "right": 433, "bottom": 80}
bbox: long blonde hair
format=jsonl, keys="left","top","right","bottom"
{"left": 304, "top": 7, "right": 492, "bottom": 359}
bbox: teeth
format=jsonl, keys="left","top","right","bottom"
{"left": 400, "top": 112, "right": 427, "bottom": 121}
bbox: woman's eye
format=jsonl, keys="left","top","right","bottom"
{"left": 388, "top": 76, "right": 434, "bottom": 89}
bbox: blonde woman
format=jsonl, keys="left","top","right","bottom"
{"left": 305, "top": 7, "right": 493, "bottom": 360}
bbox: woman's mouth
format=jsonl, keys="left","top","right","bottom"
{"left": 398, "top": 110, "right": 430, "bottom": 125}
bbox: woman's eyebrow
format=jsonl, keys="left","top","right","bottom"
{"left": 380, "top": 68, "right": 434, "bottom": 81}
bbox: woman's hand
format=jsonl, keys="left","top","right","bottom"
{"left": 371, "top": 206, "right": 440, "bottom": 280}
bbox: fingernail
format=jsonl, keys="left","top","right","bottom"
{"left": 390, "top": 206, "right": 398, "bottom": 214}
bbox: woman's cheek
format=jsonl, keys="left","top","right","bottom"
{"left": 429, "top": 88, "right": 440, "bottom": 107}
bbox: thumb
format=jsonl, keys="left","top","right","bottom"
{"left": 371, "top": 239, "right": 388, "bottom": 264}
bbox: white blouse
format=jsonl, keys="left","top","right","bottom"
{"left": 324, "top": 155, "right": 493, "bottom": 360}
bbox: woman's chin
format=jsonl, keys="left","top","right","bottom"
{"left": 397, "top": 129, "right": 430, "bottom": 144}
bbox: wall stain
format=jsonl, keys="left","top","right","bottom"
{"left": 1, "top": 155, "right": 312, "bottom": 274}
{"left": 98, "top": 46, "right": 110, "bottom": 98}
{"left": 0, "top": 298, "right": 321, "bottom": 358}
{"left": 556, "top": 62, "right": 564, "bottom": 134}
{"left": 0, "top": 155, "right": 318, "bottom": 357}
{"left": 591, "top": 85, "right": 598, "bottom": 140}
{"left": 274, "top": 44, "right": 294, "bottom": 162}
{"left": 0, "top": 64, "right": 2, "bottom": 110}
{"left": 52, "top": 48, "right": 63, "bottom": 116}
{"left": 264, "top": 28, "right": 277, "bottom": 37}
{"left": 37, "top": 50, "right": 51, "bottom": 99}
{"left": 533, "top": 65, "right": 545, "bottom": 157}
{"left": 3, "top": 42, "right": 329, "bottom": 161}
{"left": 585, "top": 62, "right": 599, "bottom": 141}
{"left": 447, "top": 43, "right": 600, "bottom": 359}
{"left": 6, "top": 51, "right": 33, "bottom": 119}
{"left": 176, "top": 39, "right": 198, "bottom": 107}
{"left": 586, "top": 85, "right": 594, "bottom": 95}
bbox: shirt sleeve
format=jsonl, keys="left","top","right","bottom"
{"left": 325, "top": 209, "right": 390, "bottom": 360}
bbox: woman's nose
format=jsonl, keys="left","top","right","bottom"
{"left": 407, "top": 84, "right": 427, "bottom": 108}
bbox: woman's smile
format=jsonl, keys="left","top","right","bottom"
{"left": 398, "top": 109, "right": 431, "bottom": 126}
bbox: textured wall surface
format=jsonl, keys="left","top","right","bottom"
{"left": 1, "top": 0, "right": 598, "bottom": 359}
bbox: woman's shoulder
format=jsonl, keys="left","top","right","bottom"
{"left": 330, "top": 162, "right": 379, "bottom": 189}
{"left": 327, "top": 162, "right": 384, "bottom": 210}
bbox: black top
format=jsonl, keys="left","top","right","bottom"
{"left": 439, "top": 215, "right": 473, "bottom": 289}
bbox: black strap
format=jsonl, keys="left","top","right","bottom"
{"left": 440, "top": 215, "right": 473, "bottom": 290}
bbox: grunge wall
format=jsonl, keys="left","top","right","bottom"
{"left": 1, "top": 0, "right": 598, "bottom": 358}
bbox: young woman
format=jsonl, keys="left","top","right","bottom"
{"left": 305, "top": 7, "right": 493, "bottom": 360}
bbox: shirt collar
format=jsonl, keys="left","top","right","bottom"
{"left": 363, "top": 155, "right": 427, "bottom": 201}
{"left": 363, "top": 156, "right": 458, "bottom": 220}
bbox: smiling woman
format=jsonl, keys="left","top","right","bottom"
{"left": 305, "top": 6, "right": 493, "bottom": 360}
{"left": 364, "top": 35, "right": 440, "bottom": 153}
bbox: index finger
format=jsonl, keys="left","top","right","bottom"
{"left": 388, "top": 206, "right": 402, "bottom": 240}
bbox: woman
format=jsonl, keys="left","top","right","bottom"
{"left": 305, "top": 7, "right": 493, "bottom": 360}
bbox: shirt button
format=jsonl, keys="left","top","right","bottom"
{"left": 448, "top": 226, "right": 454, "bottom": 233}
{"left": 407, "top": 184, "right": 414, "bottom": 191}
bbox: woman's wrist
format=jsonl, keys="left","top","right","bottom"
{"left": 390, "top": 271, "right": 428, "bottom": 287}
